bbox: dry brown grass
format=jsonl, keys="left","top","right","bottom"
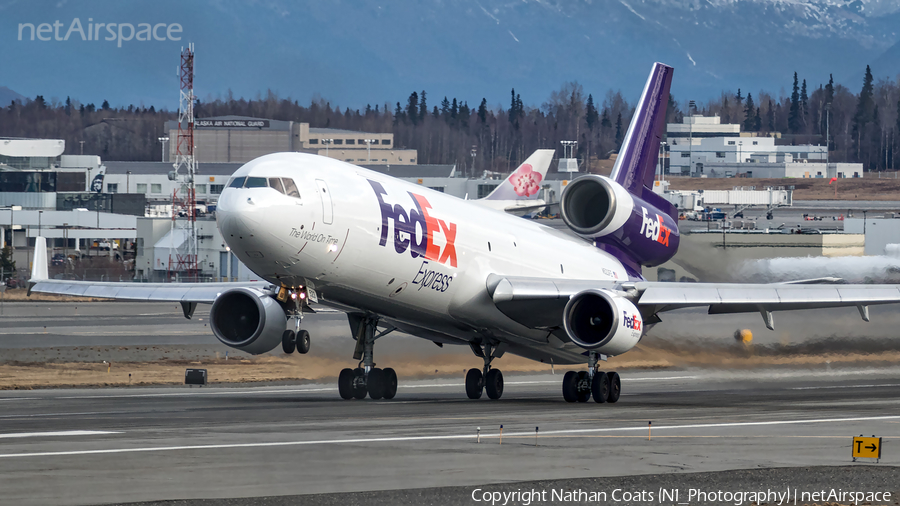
{"left": 2, "top": 342, "right": 895, "bottom": 390}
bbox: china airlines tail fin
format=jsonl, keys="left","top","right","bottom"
{"left": 483, "top": 149, "right": 555, "bottom": 201}
{"left": 610, "top": 62, "right": 677, "bottom": 219}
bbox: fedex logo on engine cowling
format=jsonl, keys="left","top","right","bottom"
{"left": 368, "top": 179, "right": 458, "bottom": 268}
{"left": 639, "top": 207, "right": 672, "bottom": 247}
{"left": 623, "top": 311, "right": 642, "bottom": 331}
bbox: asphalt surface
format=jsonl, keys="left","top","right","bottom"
{"left": 0, "top": 367, "right": 898, "bottom": 505}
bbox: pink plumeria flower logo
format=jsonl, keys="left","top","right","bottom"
{"left": 509, "top": 164, "right": 542, "bottom": 197}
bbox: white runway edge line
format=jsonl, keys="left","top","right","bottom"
{"left": 0, "top": 415, "right": 897, "bottom": 459}
{"left": 0, "top": 430, "right": 121, "bottom": 440}
{"left": 54, "top": 375, "right": 700, "bottom": 400}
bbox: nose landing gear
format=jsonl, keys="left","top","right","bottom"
{"left": 280, "top": 287, "right": 310, "bottom": 355}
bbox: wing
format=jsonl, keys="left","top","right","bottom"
{"left": 487, "top": 274, "right": 900, "bottom": 331}
{"left": 29, "top": 279, "right": 274, "bottom": 303}
{"left": 27, "top": 237, "right": 275, "bottom": 309}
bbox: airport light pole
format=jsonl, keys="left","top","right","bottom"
{"left": 158, "top": 137, "right": 169, "bottom": 162}
{"left": 322, "top": 139, "right": 333, "bottom": 158}
{"left": 364, "top": 139, "right": 376, "bottom": 163}
{"left": 471, "top": 147, "right": 477, "bottom": 179}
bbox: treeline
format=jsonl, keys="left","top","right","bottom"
{"left": 0, "top": 66, "right": 898, "bottom": 172}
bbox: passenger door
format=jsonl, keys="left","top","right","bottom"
{"left": 315, "top": 179, "right": 333, "bottom": 225}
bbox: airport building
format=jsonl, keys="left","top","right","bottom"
{"left": 163, "top": 116, "right": 417, "bottom": 165}
{"left": 666, "top": 115, "right": 861, "bottom": 178}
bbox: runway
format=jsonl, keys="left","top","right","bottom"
{"left": 0, "top": 366, "right": 898, "bottom": 505}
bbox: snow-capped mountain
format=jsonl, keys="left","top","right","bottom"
{"left": 0, "top": 0, "right": 897, "bottom": 108}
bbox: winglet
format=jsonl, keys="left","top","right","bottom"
{"left": 483, "top": 149, "right": 555, "bottom": 201}
{"left": 30, "top": 236, "right": 49, "bottom": 282}
{"left": 610, "top": 62, "right": 673, "bottom": 195}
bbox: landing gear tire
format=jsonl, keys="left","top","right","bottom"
{"left": 382, "top": 368, "right": 398, "bottom": 400}
{"left": 592, "top": 371, "right": 610, "bottom": 404}
{"left": 352, "top": 368, "right": 367, "bottom": 399}
{"left": 562, "top": 371, "right": 579, "bottom": 403}
{"left": 485, "top": 369, "right": 504, "bottom": 400}
{"left": 575, "top": 371, "right": 591, "bottom": 402}
{"left": 296, "top": 329, "right": 310, "bottom": 354}
{"left": 338, "top": 368, "right": 354, "bottom": 400}
{"left": 367, "top": 368, "right": 385, "bottom": 400}
{"left": 465, "top": 368, "right": 484, "bottom": 400}
{"left": 606, "top": 371, "right": 621, "bottom": 403}
{"left": 281, "top": 330, "right": 296, "bottom": 354}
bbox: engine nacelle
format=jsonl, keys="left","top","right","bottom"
{"left": 209, "top": 287, "right": 286, "bottom": 355}
{"left": 562, "top": 289, "right": 643, "bottom": 355}
{"left": 559, "top": 175, "right": 679, "bottom": 267}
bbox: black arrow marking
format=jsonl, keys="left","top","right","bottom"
{"left": 866, "top": 443, "right": 877, "bottom": 451}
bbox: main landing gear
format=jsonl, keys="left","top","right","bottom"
{"left": 562, "top": 351, "right": 621, "bottom": 404}
{"left": 466, "top": 341, "right": 505, "bottom": 400}
{"left": 338, "top": 315, "right": 398, "bottom": 400}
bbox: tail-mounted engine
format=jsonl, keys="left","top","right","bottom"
{"left": 209, "top": 287, "right": 286, "bottom": 355}
{"left": 560, "top": 175, "right": 679, "bottom": 267}
{"left": 562, "top": 289, "right": 643, "bottom": 355}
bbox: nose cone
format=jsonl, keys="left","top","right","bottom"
{"left": 217, "top": 189, "right": 260, "bottom": 243}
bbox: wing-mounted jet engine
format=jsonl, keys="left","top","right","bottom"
{"left": 209, "top": 287, "right": 289, "bottom": 354}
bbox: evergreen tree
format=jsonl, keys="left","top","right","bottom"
{"left": 102, "top": 99, "right": 110, "bottom": 111}
{"left": 754, "top": 107, "right": 762, "bottom": 132}
{"left": 800, "top": 79, "right": 809, "bottom": 129}
{"left": 450, "top": 98, "right": 458, "bottom": 121}
{"left": 722, "top": 96, "right": 730, "bottom": 123}
{"left": 432, "top": 105, "right": 439, "bottom": 119}
{"left": 853, "top": 65, "right": 876, "bottom": 162}
{"left": 393, "top": 102, "right": 403, "bottom": 126}
{"left": 585, "top": 94, "right": 599, "bottom": 131}
{"left": 825, "top": 74, "right": 834, "bottom": 105}
{"left": 615, "top": 112, "right": 623, "bottom": 148}
{"left": 406, "top": 92, "right": 419, "bottom": 125}
{"left": 600, "top": 109, "right": 611, "bottom": 129}
{"left": 788, "top": 72, "right": 801, "bottom": 133}
{"left": 743, "top": 93, "right": 756, "bottom": 132}
{"left": 440, "top": 97, "right": 450, "bottom": 118}
{"left": 477, "top": 98, "right": 488, "bottom": 126}
{"left": 768, "top": 100, "right": 776, "bottom": 132}
{"left": 0, "top": 245, "right": 14, "bottom": 274}
{"left": 418, "top": 90, "right": 427, "bottom": 122}
{"left": 735, "top": 88, "right": 743, "bottom": 106}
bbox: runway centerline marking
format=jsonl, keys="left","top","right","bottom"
{"left": 1, "top": 415, "right": 898, "bottom": 459}
{"left": 790, "top": 383, "right": 900, "bottom": 390}
{"left": 0, "top": 430, "right": 121, "bottom": 440}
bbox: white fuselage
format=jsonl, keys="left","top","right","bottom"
{"left": 216, "top": 153, "right": 628, "bottom": 362}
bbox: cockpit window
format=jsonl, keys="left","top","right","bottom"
{"left": 282, "top": 178, "right": 300, "bottom": 198}
{"left": 245, "top": 177, "right": 268, "bottom": 188}
{"left": 268, "top": 178, "right": 285, "bottom": 194}
{"left": 228, "top": 177, "right": 246, "bottom": 188}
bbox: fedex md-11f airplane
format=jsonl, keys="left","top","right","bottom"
{"left": 29, "top": 63, "right": 900, "bottom": 403}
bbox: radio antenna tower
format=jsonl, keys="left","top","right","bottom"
{"left": 169, "top": 43, "right": 199, "bottom": 280}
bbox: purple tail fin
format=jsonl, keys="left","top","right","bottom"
{"left": 610, "top": 63, "right": 675, "bottom": 218}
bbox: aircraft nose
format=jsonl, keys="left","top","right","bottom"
{"left": 217, "top": 190, "right": 261, "bottom": 241}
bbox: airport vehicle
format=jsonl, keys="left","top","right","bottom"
{"left": 28, "top": 63, "right": 900, "bottom": 403}
{"left": 472, "top": 149, "right": 555, "bottom": 216}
